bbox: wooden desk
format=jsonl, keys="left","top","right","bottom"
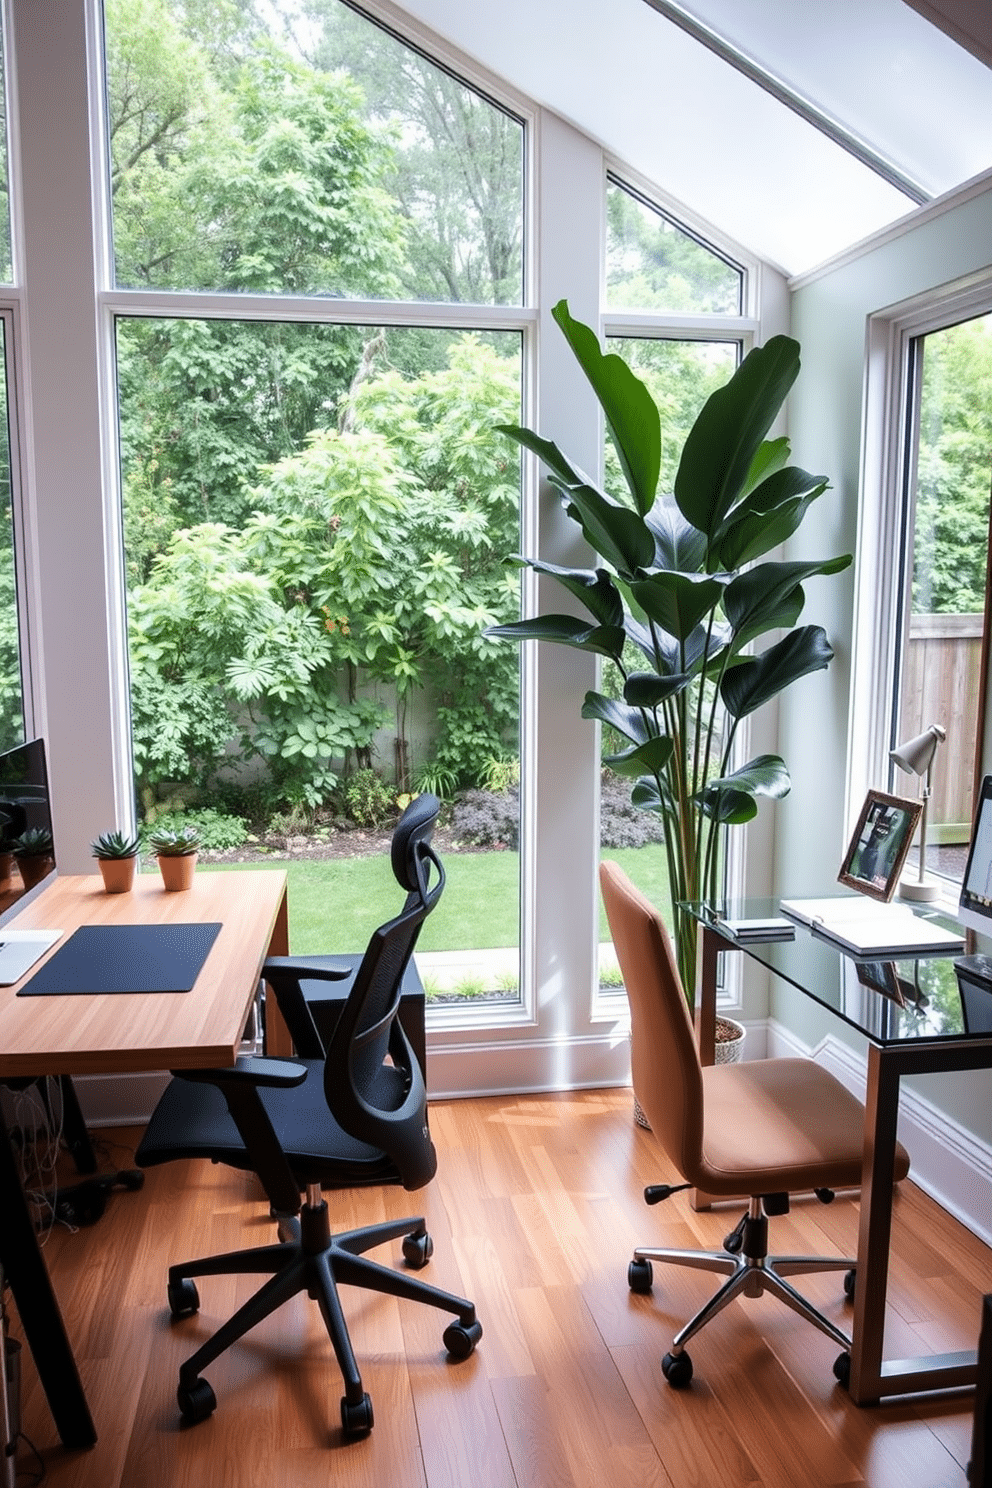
{"left": 0, "top": 869, "right": 288, "bottom": 1448}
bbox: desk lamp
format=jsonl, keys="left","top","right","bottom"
{"left": 889, "top": 722, "right": 946, "bottom": 901}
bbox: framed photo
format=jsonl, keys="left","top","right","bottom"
{"left": 838, "top": 789, "right": 922, "bottom": 902}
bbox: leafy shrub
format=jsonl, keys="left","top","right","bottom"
{"left": 343, "top": 768, "right": 395, "bottom": 828}
{"left": 140, "top": 807, "right": 248, "bottom": 852}
{"left": 478, "top": 755, "right": 520, "bottom": 793}
{"left": 599, "top": 773, "right": 666, "bottom": 849}
{"left": 448, "top": 788, "right": 519, "bottom": 848}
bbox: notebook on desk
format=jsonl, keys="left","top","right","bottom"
{"left": 0, "top": 929, "right": 62, "bottom": 984}
{"left": 779, "top": 896, "right": 964, "bottom": 957}
{"left": 15, "top": 922, "right": 222, "bottom": 995}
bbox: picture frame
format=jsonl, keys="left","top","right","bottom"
{"left": 838, "top": 789, "right": 923, "bottom": 902}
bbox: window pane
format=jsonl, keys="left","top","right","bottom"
{"left": 0, "top": 321, "right": 22, "bottom": 750}
{"left": 606, "top": 179, "right": 741, "bottom": 316}
{"left": 116, "top": 316, "right": 522, "bottom": 999}
{"left": 894, "top": 314, "right": 992, "bottom": 885}
{"left": 104, "top": 0, "right": 524, "bottom": 305}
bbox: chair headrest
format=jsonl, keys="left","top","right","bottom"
{"left": 391, "top": 793, "right": 441, "bottom": 893}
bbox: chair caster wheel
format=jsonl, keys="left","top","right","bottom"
{"left": 340, "top": 1392, "right": 374, "bottom": 1437}
{"left": 177, "top": 1376, "right": 216, "bottom": 1423}
{"left": 833, "top": 1351, "right": 851, "bottom": 1388}
{"left": 628, "top": 1258, "right": 653, "bottom": 1294}
{"left": 662, "top": 1349, "right": 693, "bottom": 1387}
{"left": 843, "top": 1268, "right": 856, "bottom": 1302}
{"left": 402, "top": 1230, "right": 434, "bottom": 1269}
{"left": 443, "top": 1318, "right": 483, "bottom": 1359}
{"left": 167, "top": 1278, "right": 200, "bottom": 1318}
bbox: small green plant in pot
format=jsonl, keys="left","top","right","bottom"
{"left": 12, "top": 827, "right": 55, "bottom": 890}
{"left": 147, "top": 825, "right": 200, "bottom": 892}
{"left": 91, "top": 829, "right": 140, "bottom": 893}
{"left": 486, "top": 301, "right": 851, "bottom": 1003}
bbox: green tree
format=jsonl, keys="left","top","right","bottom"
{"left": 913, "top": 316, "right": 992, "bottom": 614}
{"left": 294, "top": 0, "right": 524, "bottom": 305}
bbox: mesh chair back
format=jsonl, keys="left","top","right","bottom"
{"left": 324, "top": 794, "right": 444, "bottom": 1191}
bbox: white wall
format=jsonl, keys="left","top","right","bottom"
{"left": 780, "top": 174, "right": 992, "bottom": 1145}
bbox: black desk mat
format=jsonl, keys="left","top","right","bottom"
{"left": 16, "top": 922, "right": 222, "bottom": 995}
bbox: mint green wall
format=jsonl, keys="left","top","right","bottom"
{"left": 778, "top": 178, "right": 992, "bottom": 1139}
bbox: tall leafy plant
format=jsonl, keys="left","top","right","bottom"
{"left": 487, "top": 301, "right": 851, "bottom": 1001}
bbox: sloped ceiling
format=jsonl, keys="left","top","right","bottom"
{"left": 387, "top": 0, "right": 992, "bottom": 278}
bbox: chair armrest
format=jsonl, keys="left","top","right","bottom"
{"left": 264, "top": 956, "right": 352, "bottom": 983}
{"left": 173, "top": 1056, "right": 307, "bottom": 1089}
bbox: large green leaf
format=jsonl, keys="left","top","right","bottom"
{"left": 580, "top": 691, "right": 654, "bottom": 745}
{"left": 713, "top": 465, "right": 829, "bottom": 569}
{"left": 699, "top": 755, "right": 791, "bottom": 823}
{"left": 645, "top": 494, "right": 706, "bottom": 573}
{"left": 674, "top": 336, "right": 801, "bottom": 540}
{"left": 554, "top": 480, "right": 656, "bottom": 575}
{"left": 740, "top": 436, "right": 790, "bottom": 499}
{"left": 603, "top": 735, "right": 675, "bottom": 777}
{"left": 720, "top": 626, "right": 834, "bottom": 718}
{"left": 716, "top": 487, "right": 828, "bottom": 571}
{"left": 552, "top": 300, "right": 660, "bottom": 517}
{"left": 498, "top": 425, "right": 596, "bottom": 491}
{"left": 525, "top": 561, "right": 625, "bottom": 628}
{"left": 624, "top": 671, "right": 691, "bottom": 706}
{"left": 629, "top": 571, "right": 727, "bottom": 642}
{"left": 484, "top": 614, "right": 626, "bottom": 659}
{"left": 723, "top": 556, "right": 851, "bottom": 649}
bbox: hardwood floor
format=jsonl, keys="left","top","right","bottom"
{"left": 8, "top": 1090, "right": 988, "bottom": 1487}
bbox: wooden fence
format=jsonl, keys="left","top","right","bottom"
{"left": 897, "top": 612, "right": 984, "bottom": 842}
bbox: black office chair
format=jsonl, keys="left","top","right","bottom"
{"left": 136, "top": 793, "right": 481, "bottom": 1439}
{"left": 261, "top": 795, "right": 440, "bottom": 1072}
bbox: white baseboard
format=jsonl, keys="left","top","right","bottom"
{"left": 767, "top": 1018, "right": 992, "bottom": 1249}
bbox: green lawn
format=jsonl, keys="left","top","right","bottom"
{"left": 202, "top": 847, "right": 670, "bottom": 954}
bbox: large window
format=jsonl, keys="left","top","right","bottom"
{"left": 104, "top": 0, "right": 526, "bottom": 1010}
{"left": 890, "top": 313, "right": 992, "bottom": 884}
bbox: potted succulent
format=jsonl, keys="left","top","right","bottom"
{"left": 487, "top": 301, "right": 851, "bottom": 1005}
{"left": 147, "top": 824, "right": 200, "bottom": 892}
{"left": 12, "top": 826, "right": 55, "bottom": 890}
{"left": 91, "top": 829, "right": 140, "bottom": 893}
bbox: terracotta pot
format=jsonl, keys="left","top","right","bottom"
{"left": 157, "top": 852, "right": 197, "bottom": 891}
{"left": 97, "top": 856, "right": 137, "bottom": 894}
{"left": 0, "top": 850, "right": 14, "bottom": 892}
{"left": 16, "top": 853, "right": 54, "bottom": 890}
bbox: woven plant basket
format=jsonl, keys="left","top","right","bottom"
{"left": 633, "top": 1016, "right": 746, "bottom": 1129}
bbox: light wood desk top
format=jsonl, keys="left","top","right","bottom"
{"left": 0, "top": 869, "right": 288, "bottom": 1079}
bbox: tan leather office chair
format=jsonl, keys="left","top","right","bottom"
{"left": 600, "top": 859, "right": 910, "bottom": 1389}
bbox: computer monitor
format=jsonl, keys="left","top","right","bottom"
{"left": 958, "top": 775, "right": 992, "bottom": 941}
{"left": 0, "top": 737, "right": 53, "bottom": 849}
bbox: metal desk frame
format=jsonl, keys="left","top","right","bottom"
{"left": 695, "top": 918, "right": 991, "bottom": 1406}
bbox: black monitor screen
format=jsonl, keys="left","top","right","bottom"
{"left": 0, "top": 737, "right": 54, "bottom": 854}
{"left": 959, "top": 775, "right": 992, "bottom": 939}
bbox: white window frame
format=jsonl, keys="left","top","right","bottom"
{"left": 850, "top": 268, "right": 992, "bottom": 837}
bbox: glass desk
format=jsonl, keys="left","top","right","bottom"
{"left": 686, "top": 896, "right": 992, "bottom": 1406}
